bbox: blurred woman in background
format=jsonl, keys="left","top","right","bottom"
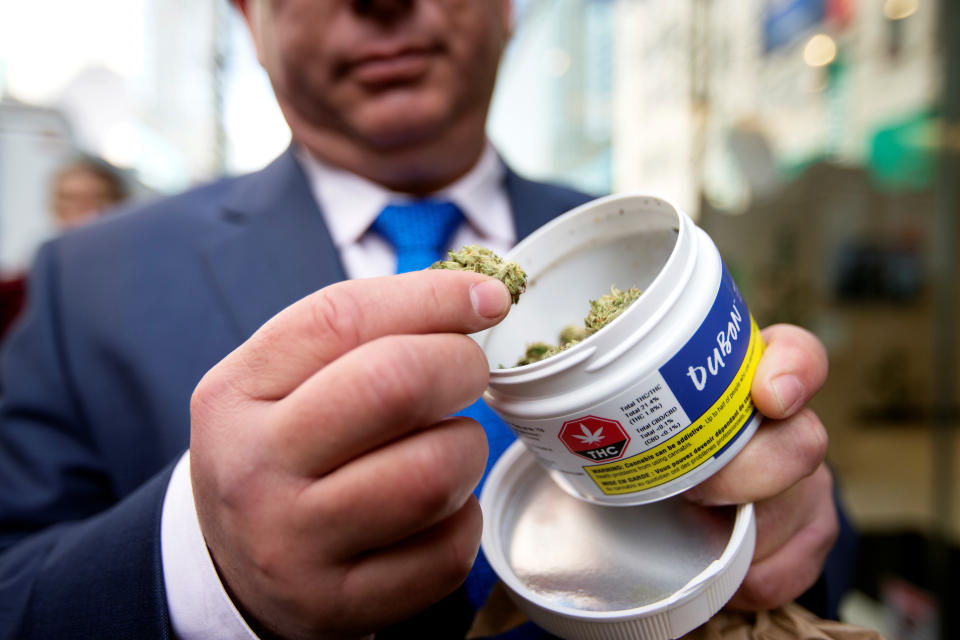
{"left": 0, "top": 155, "right": 127, "bottom": 342}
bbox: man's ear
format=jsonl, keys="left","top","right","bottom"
{"left": 231, "top": 0, "right": 267, "bottom": 67}
{"left": 500, "top": 0, "right": 515, "bottom": 45}
{"left": 232, "top": 0, "right": 251, "bottom": 20}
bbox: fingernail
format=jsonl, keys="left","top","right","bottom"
{"left": 771, "top": 374, "right": 804, "bottom": 415}
{"left": 684, "top": 487, "right": 705, "bottom": 504}
{"left": 470, "top": 279, "right": 511, "bottom": 318}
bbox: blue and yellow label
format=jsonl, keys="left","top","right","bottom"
{"left": 584, "top": 265, "right": 764, "bottom": 495}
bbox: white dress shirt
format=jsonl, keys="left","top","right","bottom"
{"left": 297, "top": 143, "right": 514, "bottom": 278}
{"left": 161, "top": 144, "right": 516, "bottom": 639}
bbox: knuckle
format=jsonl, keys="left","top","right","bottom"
{"left": 792, "top": 408, "right": 829, "bottom": 476}
{"left": 364, "top": 339, "right": 429, "bottom": 416}
{"left": 809, "top": 467, "right": 840, "bottom": 551}
{"left": 735, "top": 575, "right": 776, "bottom": 610}
{"left": 459, "top": 337, "right": 492, "bottom": 383}
{"left": 405, "top": 436, "right": 464, "bottom": 518}
{"left": 814, "top": 512, "right": 840, "bottom": 559}
{"left": 363, "top": 336, "right": 487, "bottom": 420}
{"left": 425, "top": 277, "right": 447, "bottom": 318}
{"left": 435, "top": 541, "right": 475, "bottom": 589}
{"left": 736, "top": 573, "right": 791, "bottom": 610}
{"left": 738, "top": 561, "right": 819, "bottom": 611}
{"left": 301, "top": 483, "right": 357, "bottom": 544}
{"left": 309, "top": 284, "right": 363, "bottom": 348}
{"left": 438, "top": 502, "right": 482, "bottom": 584}
{"left": 190, "top": 359, "right": 258, "bottom": 421}
{"left": 189, "top": 382, "right": 215, "bottom": 423}
{"left": 189, "top": 372, "right": 227, "bottom": 423}
{"left": 189, "top": 375, "right": 246, "bottom": 440}
{"left": 407, "top": 422, "right": 488, "bottom": 518}
{"left": 813, "top": 462, "right": 835, "bottom": 497}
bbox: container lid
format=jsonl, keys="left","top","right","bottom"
{"left": 480, "top": 441, "right": 756, "bottom": 640}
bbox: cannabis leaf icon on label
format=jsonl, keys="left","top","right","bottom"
{"left": 572, "top": 423, "right": 605, "bottom": 445}
{"left": 559, "top": 416, "right": 629, "bottom": 462}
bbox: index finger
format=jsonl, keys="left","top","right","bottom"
{"left": 218, "top": 271, "right": 511, "bottom": 400}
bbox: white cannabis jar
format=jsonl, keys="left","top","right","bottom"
{"left": 479, "top": 441, "right": 756, "bottom": 640}
{"left": 478, "top": 193, "right": 765, "bottom": 506}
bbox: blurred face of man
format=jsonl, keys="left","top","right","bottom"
{"left": 237, "top": 0, "right": 511, "bottom": 191}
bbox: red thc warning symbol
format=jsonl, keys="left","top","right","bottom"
{"left": 559, "top": 416, "right": 630, "bottom": 463}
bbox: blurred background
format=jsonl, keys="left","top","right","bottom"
{"left": 0, "top": 0, "right": 956, "bottom": 637}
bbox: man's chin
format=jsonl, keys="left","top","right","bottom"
{"left": 347, "top": 93, "right": 455, "bottom": 150}
{"left": 360, "top": 123, "right": 445, "bottom": 150}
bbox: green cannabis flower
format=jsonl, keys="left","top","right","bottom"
{"left": 430, "top": 245, "right": 528, "bottom": 304}
{"left": 583, "top": 287, "right": 643, "bottom": 334}
{"left": 515, "top": 342, "right": 553, "bottom": 366}
{"left": 559, "top": 324, "right": 589, "bottom": 346}
{"left": 515, "top": 324, "right": 587, "bottom": 365}
{"left": 516, "top": 339, "right": 582, "bottom": 366}
{"left": 514, "top": 287, "right": 642, "bottom": 367}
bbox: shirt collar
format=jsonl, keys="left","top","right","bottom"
{"left": 294, "top": 143, "right": 512, "bottom": 248}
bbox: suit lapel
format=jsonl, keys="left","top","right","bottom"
{"left": 201, "top": 147, "right": 347, "bottom": 340}
{"left": 504, "top": 168, "right": 593, "bottom": 241}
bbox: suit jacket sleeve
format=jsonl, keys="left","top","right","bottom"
{"left": 0, "top": 242, "right": 173, "bottom": 640}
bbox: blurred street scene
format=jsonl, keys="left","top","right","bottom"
{"left": 1, "top": 1, "right": 956, "bottom": 638}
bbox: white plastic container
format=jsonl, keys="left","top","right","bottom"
{"left": 479, "top": 193, "right": 764, "bottom": 505}
{"left": 480, "top": 441, "right": 756, "bottom": 640}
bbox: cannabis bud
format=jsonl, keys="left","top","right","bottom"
{"left": 430, "top": 244, "right": 528, "bottom": 304}
{"left": 515, "top": 342, "right": 553, "bottom": 367}
{"left": 515, "top": 287, "right": 643, "bottom": 367}
{"left": 584, "top": 287, "right": 643, "bottom": 334}
{"left": 559, "top": 324, "right": 589, "bottom": 346}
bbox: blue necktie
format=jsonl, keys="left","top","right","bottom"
{"left": 371, "top": 199, "right": 464, "bottom": 273}
{"left": 373, "top": 199, "right": 517, "bottom": 611}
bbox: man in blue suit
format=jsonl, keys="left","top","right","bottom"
{"left": 0, "top": 1, "right": 847, "bottom": 638}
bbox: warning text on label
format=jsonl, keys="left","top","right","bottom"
{"left": 585, "top": 317, "right": 764, "bottom": 495}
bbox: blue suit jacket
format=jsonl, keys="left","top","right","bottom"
{"left": 0, "top": 148, "right": 595, "bottom": 639}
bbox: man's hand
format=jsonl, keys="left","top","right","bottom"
{"left": 684, "top": 324, "right": 837, "bottom": 610}
{"left": 189, "top": 271, "right": 513, "bottom": 640}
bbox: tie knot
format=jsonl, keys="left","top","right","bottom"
{"left": 371, "top": 199, "right": 464, "bottom": 273}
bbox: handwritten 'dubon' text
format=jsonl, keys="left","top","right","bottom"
{"left": 685, "top": 304, "right": 743, "bottom": 392}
